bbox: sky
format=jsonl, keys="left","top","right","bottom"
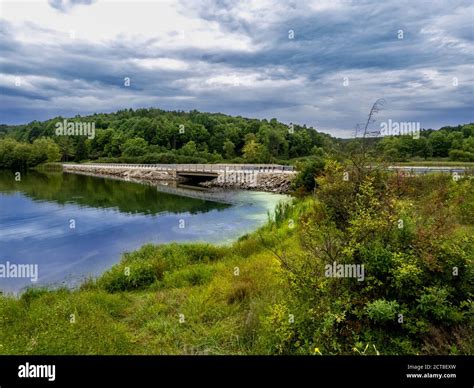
{"left": 0, "top": 0, "right": 473, "bottom": 137}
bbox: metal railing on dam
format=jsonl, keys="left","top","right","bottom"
{"left": 62, "top": 163, "right": 295, "bottom": 173}
{"left": 387, "top": 166, "right": 470, "bottom": 174}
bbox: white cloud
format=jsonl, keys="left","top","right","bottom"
{"left": 130, "top": 58, "right": 189, "bottom": 71}
{"left": 1, "top": 0, "right": 255, "bottom": 51}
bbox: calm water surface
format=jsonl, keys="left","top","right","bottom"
{"left": 0, "top": 171, "right": 288, "bottom": 294}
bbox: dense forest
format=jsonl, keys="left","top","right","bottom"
{"left": 0, "top": 108, "right": 334, "bottom": 168}
{"left": 1, "top": 108, "right": 472, "bottom": 170}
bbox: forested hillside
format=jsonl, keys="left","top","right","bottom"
{"left": 0, "top": 108, "right": 334, "bottom": 167}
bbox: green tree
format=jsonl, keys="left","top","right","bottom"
{"left": 181, "top": 140, "right": 197, "bottom": 156}
{"left": 32, "top": 138, "right": 61, "bottom": 162}
{"left": 242, "top": 139, "right": 265, "bottom": 162}
{"left": 74, "top": 138, "right": 88, "bottom": 162}
{"left": 57, "top": 137, "right": 76, "bottom": 162}
{"left": 222, "top": 139, "right": 235, "bottom": 159}
{"left": 291, "top": 158, "right": 325, "bottom": 193}
{"left": 121, "top": 138, "right": 148, "bottom": 157}
{"left": 428, "top": 131, "right": 451, "bottom": 157}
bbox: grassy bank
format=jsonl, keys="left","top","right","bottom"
{"left": 0, "top": 214, "right": 298, "bottom": 355}
{"left": 0, "top": 166, "right": 473, "bottom": 355}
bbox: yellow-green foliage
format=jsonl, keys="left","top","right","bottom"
{"left": 272, "top": 165, "right": 473, "bottom": 355}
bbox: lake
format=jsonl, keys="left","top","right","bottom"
{"left": 0, "top": 170, "right": 288, "bottom": 294}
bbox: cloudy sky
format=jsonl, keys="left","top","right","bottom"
{"left": 0, "top": 0, "right": 473, "bottom": 137}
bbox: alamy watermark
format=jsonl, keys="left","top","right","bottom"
{"left": 0, "top": 261, "right": 38, "bottom": 282}
{"left": 18, "top": 363, "right": 55, "bottom": 382}
{"left": 217, "top": 167, "right": 258, "bottom": 186}
{"left": 55, "top": 119, "right": 95, "bottom": 139}
{"left": 380, "top": 119, "right": 420, "bottom": 139}
{"left": 325, "top": 261, "right": 365, "bottom": 282}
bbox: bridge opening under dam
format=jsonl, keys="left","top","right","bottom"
{"left": 175, "top": 170, "right": 219, "bottom": 184}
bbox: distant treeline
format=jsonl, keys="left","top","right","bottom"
{"left": 0, "top": 108, "right": 473, "bottom": 169}
{"left": 0, "top": 137, "right": 61, "bottom": 170}
{"left": 375, "top": 123, "right": 474, "bottom": 162}
{"left": 0, "top": 108, "right": 334, "bottom": 168}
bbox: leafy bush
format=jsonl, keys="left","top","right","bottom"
{"left": 162, "top": 264, "right": 215, "bottom": 288}
{"left": 417, "top": 287, "right": 452, "bottom": 321}
{"left": 449, "top": 149, "right": 474, "bottom": 162}
{"left": 268, "top": 162, "right": 473, "bottom": 354}
{"left": 95, "top": 243, "right": 226, "bottom": 292}
{"left": 291, "top": 157, "right": 325, "bottom": 193}
{"left": 0, "top": 137, "right": 60, "bottom": 169}
{"left": 365, "top": 300, "right": 400, "bottom": 323}
{"left": 98, "top": 261, "right": 161, "bottom": 292}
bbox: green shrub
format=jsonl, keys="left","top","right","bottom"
{"left": 19, "top": 287, "right": 52, "bottom": 306}
{"left": 162, "top": 264, "right": 215, "bottom": 288}
{"left": 158, "top": 243, "right": 226, "bottom": 264}
{"left": 98, "top": 261, "right": 160, "bottom": 292}
{"left": 449, "top": 149, "right": 474, "bottom": 162}
{"left": 96, "top": 243, "right": 226, "bottom": 292}
{"left": 365, "top": 299, "right": 400, "bottom": 323}
{"left": 417, "top": 287, "right": 452, "bottom": 321}
{"left": 390, "top": 253, "right": 423, "bottom": 298}
{"left": 291, "top": 157, "right": 325, "bottom": 193}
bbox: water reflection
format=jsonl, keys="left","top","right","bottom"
{"left": 0, "top": 170, "right": 229, "bottom": 215}
{"left": 0, "top": 170, "right": 287, "bottom": 294}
